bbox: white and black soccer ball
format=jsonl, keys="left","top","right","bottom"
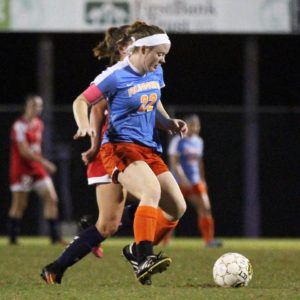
{"left": 213, "top": 252, "right": 253, "bottom": 287}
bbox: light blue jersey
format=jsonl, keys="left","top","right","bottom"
{"left": 168, "top": 134, "right": 204, "bottom": 184}
{"left": 92, "top": 57, "right": 164, "bottom": 152}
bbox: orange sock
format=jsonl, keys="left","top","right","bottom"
{"left": 134, "top": 206, "right": 158, "bottom": 244}
{"left": 153, "top": 208, "right": 178, "bottom": 245}
{"left": 198, "top": 216, "right": 215, "bottom": 243}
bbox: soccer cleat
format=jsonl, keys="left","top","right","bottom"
{"left": 40, "top": 263, "right": 64, "bottom": 284}
{"left": 122, "top": 243, "right": 151, "bottom": 285}
{"left": 122, "top": 243, "right": 139, "bottom": 272}
{"left": 91, "top": 245, "right": 104, "bottom": 258}
{"left": 205, "top": 239, "right": 223, "bottom": 248}
{"left": 136, "top": 253, "right": 171, "bottom": 285}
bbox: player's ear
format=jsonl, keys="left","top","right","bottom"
{"left": 118, "top": 45, "right": 127, "bottom": 56}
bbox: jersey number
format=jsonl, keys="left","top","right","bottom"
{"left": 138, "top": 93, "right": 157, "bottom": 112}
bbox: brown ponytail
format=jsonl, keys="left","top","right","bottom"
{"left": 93, "top": 25, "right": 131, "bottom": 65}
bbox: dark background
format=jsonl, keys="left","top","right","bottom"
{"left": 0, "top": 33, "right": 299, "bottom": 237}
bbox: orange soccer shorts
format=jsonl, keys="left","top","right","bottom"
{"left": 180, "top": 181, "right": 207, "bottom": 197}
{"left": 100, "top": 142, "right": 169, "bottom": 182}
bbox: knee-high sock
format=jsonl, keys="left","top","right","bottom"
{"left": 46, "top": 218, "right": 61, "bottom": 244}
{"left": 198, "top": 216, "right": 214, "bottom": 243}
{"left": 56, "top": 225, "right": 105, "bottom": 270}
{"left": 153, "top": 208, "right": 178, "bottom": 246}
{"left": 120, "top": 204, "right": 138, "bottom": 228}
{"left": 7, "top": 217, "right": 21, "bottom": 244}
{"left": 134, "top": 206, "right": 158, "bottom": 262}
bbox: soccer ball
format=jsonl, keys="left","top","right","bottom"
{"left": 213, "top": 252, "right": 253, "bottom": 287}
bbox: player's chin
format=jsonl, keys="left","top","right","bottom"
{"left": 150, "top": 65, "right": 158, "bottom": 71}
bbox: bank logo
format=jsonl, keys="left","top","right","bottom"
{"left": 85, "top": 1, "right": 130, "bottom": 25}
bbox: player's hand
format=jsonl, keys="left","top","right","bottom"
{"left": 167, "top": 119, "right": 188, "bottom": 137}
{"left": 81, "top": 147, "right": 98, "bottom": 165}
{"left": 73, "top": 127, "right": 96, "bottom": 140}
{"left": 42, "top": 160, "right": 57, "bottom": 174}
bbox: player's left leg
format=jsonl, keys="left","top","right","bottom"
{"left": 35, "top": 177, "right": 64, "bottom": 244}
{"left": 188, "top": 191, "right": 222, "bottom": 247}
{"left": 122, "top": 172, "right": 185, "bottom": 279}
{"left": 155, "top": 171, "right": 186, "bottom": 243}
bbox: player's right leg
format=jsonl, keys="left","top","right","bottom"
{"left": 7, "top": 191, "right": 29, "bottom": 244}
{"left": 8, "top": 174, "right": 32, "bottom": 245}
{"left": 86, "top": 152, "right": 116, "bottom": 258}
{"left": 41, "top": 183, "right": 125, "bottom": 284}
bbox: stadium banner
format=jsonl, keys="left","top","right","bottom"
{"left": 0, "top": 0, "right": 292, "bottom": 33}
{"left": 7, "top": 0, "right": 136, "bottom": 31}
{"left": 136, "top": 0, "right": 292, "bottom": 33}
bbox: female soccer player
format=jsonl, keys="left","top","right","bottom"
{"left": 80, "top": 24, "right": 180, "bottom": 261}
{"left": 168, "top": 114, "right": 222, "bottom": 247}
{"left": 79, "top": 24, "right": 134, "bottom": 259}
{"left": 8, "top": 94, "right": 63, "bottom": 245}
{"left": 41, "top": 22, "right": 187, "bottom": 286}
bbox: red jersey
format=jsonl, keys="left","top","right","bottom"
{"left": 86, "top": 114, "right": 110, "bottom": 185}
{"left": 10, "top": 116, "right": 47, "bottom": 185}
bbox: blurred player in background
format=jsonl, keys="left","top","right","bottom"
{"left": 168, "top": 114, "right": 222, "bottom": 247}
{"left": 41, "top": 21, "right": 187, "bottom": 286}
{"left": 7, "top": 94, "right": 63, "bottom": 245}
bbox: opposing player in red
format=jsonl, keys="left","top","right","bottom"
{"left": 79, "top": 25, "right": 135, "bottom": 258}
{"left": 8, "top": 94, "right": 63, "bottom": 245}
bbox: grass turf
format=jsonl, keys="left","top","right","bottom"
{"left": 0, "top": 237, "right": 300, "bottom": 300}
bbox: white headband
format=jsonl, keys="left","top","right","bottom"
{"left": 132, "top": 33, "right": 171, "bottom": 47}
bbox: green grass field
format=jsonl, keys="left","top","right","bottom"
{"left": 0, "top": 237, "right": 300, "bottom": 300}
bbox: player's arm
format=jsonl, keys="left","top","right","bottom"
{"left": 199, "top": 158, "right": 208, "bottom": 188}
{"left": 73, "top": 81, "right": 106, "bottom": 139}
{"left": 73, "top": 94, "right": 93, "bottom": 139}
{"left": 169, "top": 154, "right": 191, "bottom": 187}
{"left": 156, "top": 101, "right": 188, "bottom": 137}
{"left": 81, "top": 100, "right": 107, "bottom": 165}
{"left": 16, "top": 141, "right": 56, "bottom": 174}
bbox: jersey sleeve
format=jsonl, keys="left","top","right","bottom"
{"left": 168, "top": 135, "right": 180, "bottom": 155}
{"left": 199, "top": 137, "right": 204, "bottom": 157}
{"left": 83, "top": 68, "right": 118, "bottom": 104}
{"left": 13, "top": 121, "right": 27, "bottom": 142}
{"left": 94, "top": 69, "right": 118, "bottom": 98}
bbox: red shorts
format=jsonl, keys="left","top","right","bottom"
{"left": 10, "top": 164, "right": 49, "bottom": 192}
{"left": 87, "top": 150, "right": 112, "bottom": 185}
{"left": 180, "top": 181, "right": 207, "bottom": 197}
{"left": 100, "top": 142, "right": 169, "bottom": 182}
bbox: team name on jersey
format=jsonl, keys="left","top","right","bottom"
{"left": 128, "top": 81, "right": 160, "bottom": 96}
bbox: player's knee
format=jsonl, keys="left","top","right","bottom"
{"left": 46, "top": 194, "right": 58, "bottom": 207}
{"left": 178, "top": 200, "right": 187, "bottom": 218}
{"left": 97, "top": 221, "right": 119, "bottom": 237}
{"left": 11, "top": 201, "right": 27, "bottom": 216}
{"left": 142, "top": 185, "right": 161, "bottom": 205}
{"left": 172, "top": 199, "right": 187, "bottom": 219}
